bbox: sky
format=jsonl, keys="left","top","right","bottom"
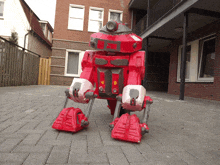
{"left": 24, "top": 0, "right": 57, "bottom": 28}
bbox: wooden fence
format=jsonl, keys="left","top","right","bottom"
{"left": 0, "top": 37, "right": 40, "bottom": 87}
{"left": 38, "top": 58, "right": 51, "bottom": 85}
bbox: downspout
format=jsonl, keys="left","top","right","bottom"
{"left": 23, "top": 31, "right": 30, "bottom": 50}
{"left": 21, "top": 30, "right": 31, "bottom": 85}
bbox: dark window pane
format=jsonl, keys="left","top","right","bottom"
{"left": 200, "top": 38, "right": 215, "bottom": 78}
{"left": 67, "top": 52, "right": 79, "bottom": 74}
{"left": 0, "top": 2, "right": 4, "bottom": 17}
{"left": 110, "top": 12, "right": 121, "bottom": 22}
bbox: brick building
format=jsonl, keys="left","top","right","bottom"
{"left": 51, "top": 0, "right": 131, "bottom": 85}
{"left": 130, "top": 0, "right": 220, "bottom": 101}
{"left": 52, "top": 0, "right": 220, "bottom": 101}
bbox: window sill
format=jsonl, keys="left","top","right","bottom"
{"left": 176, "top": 81, "right": 214, "bottom": 84}
{"left": 64, "top": 74, "right": 80, "bottom": 78}
{"left": 67, "top": 28, "right": 83, "bottom": 32}
{"left": 88, "top": 30, "right": 99, "bottom": 33}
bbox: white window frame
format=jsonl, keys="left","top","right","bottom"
{"left": 177, "top": 40, "right": 199, "bottom": 82}
{"left": 0, "top": 0, "right": 5, "bottom": 19}
{"left": 198, "top": 36, "right": 215, "bottom": 82}
{"left": 108, "top": 9, "right": 123, "bottom": 22}
{"left": 88, "top": 7, "right": 104, "bottom": 33}
{"left": 64, "top": 49, "right": 84, "bottom": 77}
{"left": 177, "top": 34, "right": 216, "bottom": 83}
{"left": 68, "top": 4, "right": 85, "bottom": 31}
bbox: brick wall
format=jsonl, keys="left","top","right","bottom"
{"left": 168, "top": 20, "right": 220, "bottom": 101}
{"left": 51, "top": 0, "right": 131, "bottom": 86}
{"left": 54, "top": 0, "right": 131, "bottom": 41}
{"left": 28, "top": 33, "right": 52, "bottom": 58}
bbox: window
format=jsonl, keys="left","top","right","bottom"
{"left": 0, "top": 1, "right": 4, "bottom": 18}
{"left": 198, "top": 36, "right": 215, "bottom": 81}
{"left": 65, "top": 50, "right": 84, "bottom": 77}
{"left": 68, "top": 5, "right": 85, "bottom": 31}
{"left": 177, "top": 35, "right": 215, "bottom": 82}
{"left": 108, "top": 10, "right": 123, "bottom": 22}
{"left": 88, "top": 7, "right": 104, "bottom": 32}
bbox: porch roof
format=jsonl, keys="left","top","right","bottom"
{"left": 131, "top": 0, "right": 220, "bottom": 51}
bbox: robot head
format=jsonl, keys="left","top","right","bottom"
{"left": 90, "top": 21, "right": 142, "bottom": 53}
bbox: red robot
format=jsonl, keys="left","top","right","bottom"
{"left": 52, "top": 21, "right": 153, "bottom": 143}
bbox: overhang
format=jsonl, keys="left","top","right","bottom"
{"left": 129, "top": 0, "right": 160, "bottom": 10}
{"left": 138, "top": 0, "right": 220, "bottom": 52}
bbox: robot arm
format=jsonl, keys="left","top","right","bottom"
{"left": 69, "top": 51, "right": 95, "bottom": 103}
{"left": 122, "top": 51, "right": 147, "bottom": 111}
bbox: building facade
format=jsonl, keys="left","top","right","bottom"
{"left": 130, "top": 0, "right": 220, "bottom": 101}
{"left": 0, "top": 0, "right": 53, "bottom": 58}
{"left": 51, "top": 0, "right": 131, "bottom": 85}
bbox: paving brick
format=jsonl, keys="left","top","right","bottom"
{"left": 23, "top": 153, "right": 50, "bottom": 165}
{"left": 0, "top": 138, "right": 5, "bottom": 144}
{"left": 19, "top": 133, "right": 42, "bottom": 145}
{"left": 107, "top": 152, "right": 129, "bottom": 165}
{"left": 87, "top": 134, "right": 103, "bottom": 148}
{"left": 0, "top": 153, "right": 28, "bottom": 164}
{"left": 0, "top": 138, "right": 22, "bottom": 152}
{"left": 121, "top": 146, "right": 146, "bottom": 163}
{"left": 71, "top": 137, "right": 88, "bottom": 154}
{"left": 88, "top": 146, "right": 122, "bottom": 154}
{"left": 0, "top": 123, "right": 26, "bottom": 134}
{"left": 38, "top": 139, "right": 71, "bottom": 146}
{"left": 0, "top": 133, "right": 27, "bottom": 139}
{"left": 68, "top": 153, "right": 108, "bottom": 164}
{"left": 39, "top": 129, "right": 59, "bottom": 141}
{"left": 47, "top": 146, "right": 70, "bottom": 164}
{"left": 12, "top": 144, "right": 52, "bottom": 153}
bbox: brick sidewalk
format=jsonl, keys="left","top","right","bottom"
{"left": 0, "top": 85, "right": 219, "bottom": 165}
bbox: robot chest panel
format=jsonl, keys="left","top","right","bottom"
{"left": 97, "top": 67, "right": 126, "bottom": 98}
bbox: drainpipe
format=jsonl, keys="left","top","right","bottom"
{"left": 21, "top": 31, "right": 30, "bottom": 85}
{"left": 23, "top": 31, "right": 30, "bottom": 50}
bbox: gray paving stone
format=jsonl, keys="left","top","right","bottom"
{"left": 0, "top": 137, "right": 5, "bottom": 144}
{"left": 38, "top": 139, "right": 71, "bottom": 146}
{"left": 39, "top": 129, "right": 59, "bottom": 141}
{"left": 68, "top": 153, "right": 108, "bottom": 164}
{"left": 12, "top": 144, "right": 52, "bottom": 153}
{"left": 0, "top": 138, "right": 22, "bottom": 152}
{"left": 107, "top": 152, "right": 129, "bottom": 165}
{"left": 121, "top": 146, "right": 146, "bottom": 163}
{"left": 0, "top": 153, "right": 28, "bottom": 164}
{"left": 47, "top": 146, "right": 70, "bottom": 164}
{"left": 88, "top": 146, "right": 122, "bottom": 154}
{"left": 45, "top": 164, "right": 88, "bottom": 165}
{"left": 87, "top": 134, "right": 103, "bottom": 148}
{"left": 0, "top": 133, "right": 27, "bottom": 139}
{"left": 71, "top": 137, "right": 88, "bottom": 154}
{"left": 19, "top": 133, "right": 42, "bottom": 145}
{"left": 0, "top": 86, "right": 220, "bottom": 165}
{"left": 23, "top": 153, "right": 50, "bottom": 165}
{"left": 0, "top": 123, "right": 26, "bottom": 134}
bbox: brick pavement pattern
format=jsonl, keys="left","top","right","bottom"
{"left": 0, "top": 85, "right": 220, "bottom": 165}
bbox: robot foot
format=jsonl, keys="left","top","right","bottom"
{"left": 110, "top": 113, "right": 149, "bottom": 143}
{"left": 52, "top": 107, "right": 89, "bottom": 132}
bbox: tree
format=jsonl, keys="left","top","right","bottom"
{"left": 9, "top": 32, "right": 18, "bottom": 45}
